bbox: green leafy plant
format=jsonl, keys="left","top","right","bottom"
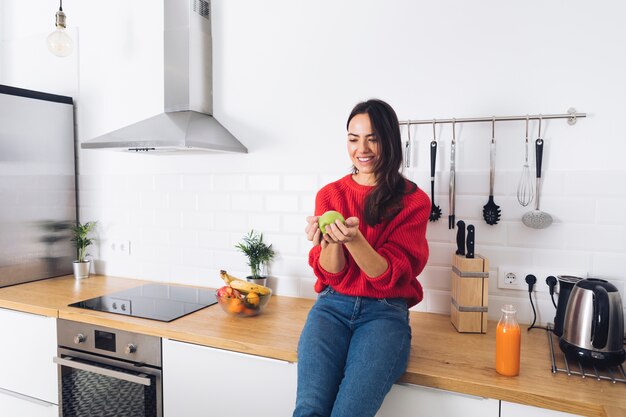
{"left": 235, "top": 230, "right": 276, "bottom": 279}
{"left": 71, "top": 221, "right": 97, "bottom": 262}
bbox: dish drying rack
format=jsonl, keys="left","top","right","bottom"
{"left": 546, "top": 324, "right": 626, "bottom": 384}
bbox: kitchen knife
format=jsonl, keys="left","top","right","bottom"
{"left": 466, "top": 225, "right": 475, "bottom": 259}
{"left": 456, "top": 220, "right": 465, "bottom": 255}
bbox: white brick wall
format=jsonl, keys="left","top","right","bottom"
{"left": 82, "top": 168, "right": 626, "bottom": 326}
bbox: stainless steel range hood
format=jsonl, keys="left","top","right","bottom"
{"left": 81, "top": 0, "right": 247, "bottom": 153}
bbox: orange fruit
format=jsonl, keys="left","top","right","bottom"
{"left": 226, "top": 298, "right": 244, "bottom": 314}
{"left": 245, "top": 291, "right": 260, "bottom": 307}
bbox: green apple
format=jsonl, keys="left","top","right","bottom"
{"left": 318, "top": 210, "right": 345, "bottom": 234}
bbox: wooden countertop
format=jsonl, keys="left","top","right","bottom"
{"left": 0, "top": 274, "right": 624, "bottom": 417}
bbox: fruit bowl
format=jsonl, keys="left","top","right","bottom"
{"left": 215, "top": 287, "right": 272, "bottom": 317}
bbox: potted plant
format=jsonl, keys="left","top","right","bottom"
{"left": 235, "top": 230, "right": 276, "bottom": 286}
{"left": 71, "top": 221, "right": 97, "bottom": 279}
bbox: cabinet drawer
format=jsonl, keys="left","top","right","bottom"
{"left": 163, "top": 339, "right": 297, "bottom": 417}
{"left": 0, "top": 308, "right": 58, "bottom": 404}
{"left": 500, "top": 401, "right": 583, "bottom": 417}
{"left": 376, "top": 383, "right": 499, "bottom": 417}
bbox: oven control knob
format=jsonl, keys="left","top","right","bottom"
{"left": 125, "top": 344, "right": 137, "bottom": 354}
{"left": 74, "top": 334, "right": 86, "bottom": 344}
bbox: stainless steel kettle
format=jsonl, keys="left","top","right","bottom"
{"left": 559, "top": 278, "right": 625, "bottom": 367}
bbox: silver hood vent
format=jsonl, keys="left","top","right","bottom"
{"left": 81, "top": 0, "right": 247, "bottom": 153}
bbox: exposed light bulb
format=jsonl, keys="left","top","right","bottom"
{"left": 47, "top": 1, "right": 73, "bottom": 57}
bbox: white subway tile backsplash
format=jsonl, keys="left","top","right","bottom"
{"left": 140, "top": 190, "right": 167, "bottom": 209}
{"left": 155, "top": 210, "right": 182, "bottom": 230}
{"left": 181, "top": 210, "right": 212, "bottom": 230}
{"left": 212, "top": 213, "right": 250, "bottom": 232}
{"left": 542, "top": 197, "right": 596, "bottom": 224}
{"left": 591, "top": 252, "right": 626, "bottom": 278}
{"left": 418, "top": 266, "right": 451, "bottom": 291}
{"left": 80, "top": 167, "right": 626, "bottom": 324}
{"left": 197, "top": 230, "right": 230, "bottom": 249}
{"left": 263, "top": 233, "right": 302, "bottom": 256}
{"left": 282, "top": 214, "right": 307, "bottom": 234}
{"left": 265, "top": 194, "right": 300, "bottom": 212}
{"left": 298, "top": 277, "right": 318, "bottom": 299}
{"left": 247, "top": 174, "right": 280, "bottom": 191}
{"left": 130, "top": 209, "right": 156, "bottom": 227}
{"left": 564, "top": 171, "right": 626, "bottom": 197}
{"left": 168, "top": 192, "right": 198, "bottom": 210}
{"left": 425, "top": 289, "right": 451, "bottom": 315}
{"left": 213, "top": 174, "right": 246, "bottom": 192}
{"left": 125, "top": 175, "right": 155, "bottom": 191}
{"left": 169, "top": 229, "right": 198, "bottom": 247}
{"left": 247, "top": 213, "right": 281, "bottom": 232}
{"left": 231, "top": 193, "right": 264, "bottom": 210}
{"left": 283, "top": 174, "right": 319, "bottom": 191}
{"left": 154, "top": 174, "right": 182, "bottom": 191}
{"left": 198, "top": 193, "right": 231, "bottom": 211}
{"left": 299, "top": 193, "right": 316, "bottom": 213}
{"left": 507, "top": 222, "right": 567, "bottom": 249}
{"left": 141, "top": 227, "right": 170, "bottom": 245}
{"left": 180, "top": 246, "right": 213, "bottom": 269}
{"left": 181, "top": 175, "right": 212, "bottom": 191}
{"left": 596, "top": 198, "right": 626, "bottom": 225}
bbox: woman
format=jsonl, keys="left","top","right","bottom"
{"left": 293, "top": 99, "right": 430, "bottom": 417}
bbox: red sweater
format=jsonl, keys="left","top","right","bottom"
{"left": 309, "top": 174, "right": 430, "bottom": 308}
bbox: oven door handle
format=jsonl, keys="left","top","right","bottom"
{"left": 53, "top": 356, "right": 152, "bottom": 386}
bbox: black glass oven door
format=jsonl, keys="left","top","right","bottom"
{"left": 55, "top": 356, "right": 158, "bottom": 417}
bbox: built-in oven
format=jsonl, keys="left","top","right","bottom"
{"left": 54, "top": 319, "right": 162, "bottom": 417}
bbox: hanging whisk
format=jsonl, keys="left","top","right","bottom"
{"left": 517, "top": 116, "right": 534, "bottom": 207}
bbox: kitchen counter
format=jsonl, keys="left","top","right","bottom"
{"left": 0, "top": 274, "right": 623, "bottom": 417}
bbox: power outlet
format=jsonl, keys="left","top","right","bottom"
{"left": 498, "top": 266, "right": 587, "bottom": 293}
{"left": 110, "top": 240, "right": 131, "bottom": 256}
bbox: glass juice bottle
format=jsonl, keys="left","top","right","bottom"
{"left": 495, "top": 304, "right": 521, "bottom": 376}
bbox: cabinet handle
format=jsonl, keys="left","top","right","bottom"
{"left": 53, "top": 356, "right": 152, "bottom": 386}
{"left": 0, "top": 386, "right": 55, "bottom": 407}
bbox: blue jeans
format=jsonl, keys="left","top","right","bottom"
{"left": 293, "top": 287, "right": 412, "bottom": 417}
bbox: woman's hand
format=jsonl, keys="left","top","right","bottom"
{"left": 305, "top": 216, "right": 322, "bottom": 246}
{"left": 323, "top": 217, "right": 359, "bottom": 244}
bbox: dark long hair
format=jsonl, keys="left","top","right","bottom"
{"left": 347, "top": 99, "right": 416, "bottom": 226}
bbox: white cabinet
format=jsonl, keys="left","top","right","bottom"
{"left": 0, "top": 389, "right": 58, "bottom": 417}
{"left": 163, "top": 339, "right": 297, "bottom": 417}
{"left": 376, "top": 383, "right": 499, "bottom": 417}
{"left": 0, "top": 308, "right": 58, "bottom": 416}
{"left": 500, "top": 401, "right": 583, "bottom": 417}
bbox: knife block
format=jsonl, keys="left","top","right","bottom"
{"left": 450, "top": 254, "right": 489, "bottom": 334}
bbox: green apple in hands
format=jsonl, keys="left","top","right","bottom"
{"left": 318, "top": 210, "right": 346, "bottom": 234}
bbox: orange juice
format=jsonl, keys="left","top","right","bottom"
{"left": 495, "top": 305, "right": 521, "bottom": 376}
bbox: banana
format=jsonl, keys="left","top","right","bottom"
{"left": 219, "top": 270, "right": 271, "bottom": 296}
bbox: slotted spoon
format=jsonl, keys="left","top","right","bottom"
{"left": 522, "top": 132, "right": 553, "bottom": 229}
{"left": 483, "top": 118, "right": 501, "bottom": 225}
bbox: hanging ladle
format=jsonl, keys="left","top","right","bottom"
{"left": 522, "top": 115, "right": 553, "bottom": 229}
{"left": 429, "top": 120, "right": 442, "bottom": 222}
{"left": 482, "top": 117, "right": 501, "bottom": 225}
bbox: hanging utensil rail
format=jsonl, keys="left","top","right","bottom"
{"left": 399, "top": 108, "right": 585, "bottom": 127}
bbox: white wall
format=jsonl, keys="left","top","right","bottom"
{"left": 1, "top": 0, "right": 625, "bottom": 325}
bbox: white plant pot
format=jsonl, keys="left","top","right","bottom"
{"left": 73, "top": 260, "right": 91, "bottom": 279}
{"left": 246, "top": 276, "right": 267, "bottom": 287}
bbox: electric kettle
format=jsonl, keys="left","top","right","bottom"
{"left": 559, "top": 278, "right": 625, "bottom": 367}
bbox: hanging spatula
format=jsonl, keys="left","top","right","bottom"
{"left": 429, "top": 121, "right": 442, "bottom": 222}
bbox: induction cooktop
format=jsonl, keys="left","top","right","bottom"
{"left": 69, "top": 283, "right": 217, "bottom": 322}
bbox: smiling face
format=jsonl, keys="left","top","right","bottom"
{"left": 347, "top": 112, "right": 379, "bottom": 185}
